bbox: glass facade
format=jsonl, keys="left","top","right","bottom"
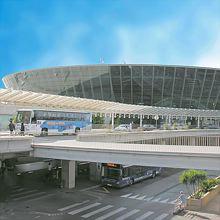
{"left": 3, "top": 65, "right": 220, "bottom": 110}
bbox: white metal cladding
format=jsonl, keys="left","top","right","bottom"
{"left": 0, "top": 88, "right": 220, "bottom": 118}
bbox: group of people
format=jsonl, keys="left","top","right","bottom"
{"left": 8, "top": 119, "right": 25, "bottom": 135}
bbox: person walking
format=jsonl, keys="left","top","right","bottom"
{"left": 20, "top": 122, "right": 25, "bottom": 136}
{"left": 9, "top": 119, "right": 15, "bottom": 135}
{"left": 47, "top": 162, "right": 53, "bottom": 182}
{"left": 178, "top": 191, "right": 187, "bottom": 210}
{"left": 0, "top": 160, "right": 2, "bottom": 176}
{"left": 1, "top": 161, "right": 6, "bottom": 176}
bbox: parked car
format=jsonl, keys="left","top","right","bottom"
{"left": 114, "top": 124, "right": 130, "bottom": 131}
{"left": 142, "top": 124, "right": 156, "bottom": 131}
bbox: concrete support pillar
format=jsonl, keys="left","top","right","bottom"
{"left": 140, "top": 115, "right": 143, "bottom": 127}
{"left": 89, "top": 162, "right": 102, "bottom": 182}
{"left": 168, "top": 116, "right": 171, "bottom": 124}
{"left": 197, "top": 117, "right": 200, "bottom": 128}
{"left": 61, "top": 160, "right": 76, "bottom": 189}
{"left": 111, "top": 113, "right": 114, "bottom": 130}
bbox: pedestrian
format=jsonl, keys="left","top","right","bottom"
{"left": 129, "top": 123, "right": 132, "bottom": 131}
{"left": 0, "top": 160, "right": 2, "bottom": 176}
{"left": 20, "top": 122, "right": 25, "bottom": 136}
{"left": 8, "top": 119, "right": 15, "bottom": 135}
{"left": 1, "top": 161, "right": 6, "bottom": 176}
{"left": 178, "top": 191, "right": 186, "bottom": 210}
{"left": 48, "top": 162, "right": 52, "bottom": 172}
{"left": 47, "top": 162, "right": 53, "bottom": 182}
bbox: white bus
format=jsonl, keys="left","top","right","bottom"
{"left": 15, "top": 109, "right": 92, "bottom": 135}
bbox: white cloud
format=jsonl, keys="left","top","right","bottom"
{"left": 114, "top": 21, "right": 181, "bottom": 64}
{"left": 35, "top": 23, "right": 90, "bottom": 68}
{"left": 196, "top": 33, "right": 220, "bottom": 68}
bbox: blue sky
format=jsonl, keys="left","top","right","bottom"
{"left": 1, "top": 0, "right": 220, "bottom": 88}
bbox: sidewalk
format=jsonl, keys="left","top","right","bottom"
{"left": 171, "top": 210, "right": 220, "bottom": 220}
{"left": 0, "top": 131, "right": 9, "bottom": 136}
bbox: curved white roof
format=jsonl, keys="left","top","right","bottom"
{"left": 0, "top": 88, "right": 219, "bottom": 118}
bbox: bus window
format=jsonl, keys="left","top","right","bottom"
{"left": 122, "top": 167, "right": 129, "bottom": 178}
{"left": 31, "top": 116, "right": 37, "bottom": 124}
{"left": 103, "top": 166, "right": 121, "bottom": 180}
{"left": 16, "top": 111, "right": 31, "bottom": 124}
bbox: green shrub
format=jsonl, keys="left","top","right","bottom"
{"left": 194, "top": 190, "right": 204, "bottom": 199}
{"left": 200, "top": 178, "right": 220, "bottom": 193}
{"left": 179, "top": 169, "right": 207, "bottom": 196}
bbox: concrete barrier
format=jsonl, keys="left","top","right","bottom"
{"left": 187, "top": 179, "right": 220, "bottom": 211}
{"left": 0, "top": 136, "right": 33, "bottom": 154}
{"left": 77, "top": 129, "right": 220, "bottom": 146}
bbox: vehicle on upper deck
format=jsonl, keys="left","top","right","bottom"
{"left": 15, "top": 109, "right": 92, "bottom": 136}
{"left": 114, "top": 124, "right": 130, "bottom": 131}
{"left": 142, "top": 124, "right": 156, "bottom": 131}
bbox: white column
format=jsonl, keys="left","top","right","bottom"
{"left": 197, "top": 116, "right": 200, "bottom": 128}
{"left": 61, "top": 160, "right": 76, "bottom": 189}
{"left": 111, "top": 113, "right": 114, "bottom": 130}
{"left": 140, "top": 115, "right": 143, "bottom": 127}
{"left": 168, "top": 116, "right": 171, "bottom": 124}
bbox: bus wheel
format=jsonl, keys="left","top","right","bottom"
{"left": 41, "top": 128, "right": 48, "bottom": 136}
{"left": 130, "top": 178, "right": 134, "bottom": 185}
{"left": 75, "top": 127, "right": 80, "bottom": 133}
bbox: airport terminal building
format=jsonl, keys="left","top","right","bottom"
{"left": 3, "top": 64, "right": 220, "bottom": 110}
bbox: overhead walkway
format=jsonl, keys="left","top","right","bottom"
{"left": 33, "top": 139, "right": 220, "bottom": 171}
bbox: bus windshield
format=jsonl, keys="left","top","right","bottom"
{"left": 103, "top": 167, "right": 121, "bottom": 180}
{"left": 16, "top": 111, "right": 32, "bottom": 124}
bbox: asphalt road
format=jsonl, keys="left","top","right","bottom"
{"left": 1, "top": 168, "right": 220, "bottom": 220}
{"left": 33, "top": 135, "right": 77, "bottom": 144}
{"left": 0, "top": 167, "right": 179, "bottom": 220}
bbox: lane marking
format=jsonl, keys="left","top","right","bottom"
{"left": 11, "top": 185, "right": 20, "bottom": 189}
{"left": 95, "top": 207, "right": 127, "bottom": 220}
{"left": 160, "top": 198, "right": 169, "bottom": 203}
{"left": 68, "top": 203, "right": 101, "bottom": 215}
{"left": 58, "top": 200, "right": 90, "bottom": 211}
{"left": 80, "top": 185, "right": 101, "bottom": 192}
{"left": 129, "top": 194, "right": 140, "bottom": 199}
{"left": 151, "top": 198, "right": 161, "bottom": 202}
{"left": 26, "top": 193, "right": 54, "bottom": 202}
{"left": 144, "top": 197, "right": 153, "bottom": 201}
{"left": 169, "top": 199, "right": 176, "bottom": 204}
{"left": 102, "top": 187, "right": 110, "bottom": 193}
{"left": 81, "top": 205, "right": 113, "bottom": 218}
{"left": 154, "top": 213, "right": 169, "bottom": 220}
{"left": 135, "top": 211, "right": 154, "bottom": 220}
{"left": 12, "top": 192, "right": 46, "bottom": 201}
{"left": 115, "top": 209, "right": 140, "bottom": 220}
{"left": 11, "top": 189, "right": 39, "bottom": 197}
{"left": 12, "top": 188, "right": 25, "bottom": 192}
{"left": 120, "top": 193, "right": 132, "bottom": 198}
{"left": 136, "top": 195, "right": 147, "bottom": 200}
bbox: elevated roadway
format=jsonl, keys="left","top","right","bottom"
{"left": 0, "top": 136, "right": 33, "bottom": 159}
{"left": 33, "top": 139, "right": 220, "bottom": 171}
